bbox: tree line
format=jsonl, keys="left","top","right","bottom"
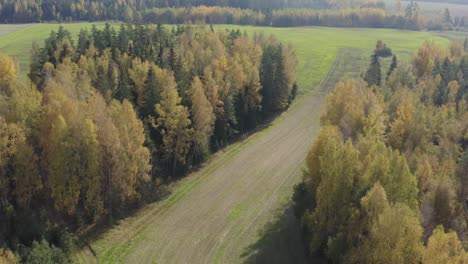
{"left": 293, "top": 40, "right": 468, "bottom": 263}
{"left": 0, "top": 0, "right": 384, "bottom": 23}
{"left": 0, "top": 23, "right": 297, "bottom": 262}
{"left": 2, "top": 0, "right": 464, "bottom": 31}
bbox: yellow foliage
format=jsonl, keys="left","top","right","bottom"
{"left": 0, "top": 248, "right": 16, "bottom": 264}
{"left": 423, "top": 226, "right": 467, "bottom": 264}
{"left": 0, "top": 52, "right": 16, "bottom": 82}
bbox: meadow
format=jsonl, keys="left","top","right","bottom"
{"left": 0, "top": 23, "right": 448, "bottom": 92}
{"left": 0, "top": 24, "right": 450, "bottom": 263}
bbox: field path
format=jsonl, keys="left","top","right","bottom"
{"left": 77, "top": 56, "right": 334, "bottom": 264}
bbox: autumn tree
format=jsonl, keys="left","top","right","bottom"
{"left": 423, "top": 225, "right": 468, "bottom": 264}
{"left": 347, "top": 182, "right": 390, "bottom": 263}
{"left": 109, "top": 99, "right": 151, "bottom": 204}
{"left": 187, "top": 76, "right": 215, "bottom": 159}
{"left": 152, "top": 69, "right": 192, "bottom": 175}
{"left": 354, "top": 204, "right": 424, "bottom": 264}
{"left": 305, "top": 135, "right": 360, "bottom": 261}
{"left": 0, "top": 119, "right": 25, "bottom": 210}
{"left": 388, "top": 96, "right": 415, "bottom": 150}
{"left": 0, "top": 51, "right": 17, "bottom": 82}
{"left": 12, "top": 139, "right": 41, "bottom": 209}
{"left": 129, "top": 57, "right": 149, "bottom": 108}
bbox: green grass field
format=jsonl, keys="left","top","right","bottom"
{"left": 0, "top": 23, "right": 449, "bottom": 92}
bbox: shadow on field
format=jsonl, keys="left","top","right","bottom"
{"left": 241, "top": 204, "right": 325, "bottom": 264}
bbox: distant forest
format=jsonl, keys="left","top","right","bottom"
{"left": 0, "top": 0, "right": 464, "bottom": 31}
{"left": 0, "top": 0, "right": 383, "bottom": 23}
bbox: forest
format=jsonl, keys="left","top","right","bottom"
{"left": 0, "top": 0, "right": 464, "bottom": 31}
{"left": 0, "top": 23, "right": 297, "bottom": 262}
{"left": 0, "top": 0, "right": 382, "bottom": 23}
{"left": 293, "top": 40, "right": 468, "bottom": 263}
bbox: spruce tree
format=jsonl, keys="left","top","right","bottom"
{"left": 387, "top": 55, "right": 398, "bottom": 80}
{"left": 260, "top": 45, "right": 275, "bottom": 116}
{"left": 141, "top": 66, "right": 160, "bottom": 118}
{"left": 273, "top": 45, "right": 290, "bottom": 111}
{"left": 364, "top": 53, "right": 381, "bottom": 86}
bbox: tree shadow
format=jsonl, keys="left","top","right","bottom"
{"left": 241, "top": 203, "right": 326, "bottom": 264}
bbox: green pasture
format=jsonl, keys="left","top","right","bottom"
{"left": 0, "top": 23, "right": 449, "bottom": 92}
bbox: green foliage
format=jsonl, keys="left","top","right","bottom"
{"left": 364, "top": 53, "right": 381, "bottom": 86}
{"left": 261, "top": 43, "right": 292, "bottom": 114}
{"left": 386, "top": 54, "right": 398, "bottom": 80}
{"left": 23, "top": 240, "right": 70, "bottom": 264}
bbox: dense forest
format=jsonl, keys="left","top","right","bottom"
{"left": 0, "top": 24, "right": 297, "bottom": 262}
{"left": 0, "top": 0, "right": 383, "bottom": 23}
{"left": 0, "top": 0, "right": 465, "bottom": 31}
{"left": 0, "top": 0, "right": 464, "bottom": 31}
{"left": 294, "top": 40, "right": 468, "bottom": 263}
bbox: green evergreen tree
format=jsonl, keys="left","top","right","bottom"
{"left": 364, "top": 53, "right": 381, "bottom": 86}
{"left": 77, "top": 29, "right": 91, "bottom": 55}
{"left": 273, "top": 45, "right": 290, "bottom": 111}
{"left": 387, "top": 55, "right": 398, "bottom": 80}
{"left": 141, "top": 66, "right": 161, "bottom": 118}
{"left": 260, "top": 45, "right": 275, "bottom": 115}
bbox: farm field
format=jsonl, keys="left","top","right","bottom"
{"left": 0, "top": 24, "right": 449, "bottom": 263}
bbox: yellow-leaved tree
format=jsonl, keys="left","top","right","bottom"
{"left": 152, "top": 69, "right": 192, "bottom": 175}
{"left": 187, "top": 76, "right": 215, "bottom": 159}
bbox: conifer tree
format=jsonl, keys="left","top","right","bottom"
{"left": 387, "top": 55, "right": 398, "bottom": 80}
{"left": 364, "top": 53, "right": 381, "bottom": 86}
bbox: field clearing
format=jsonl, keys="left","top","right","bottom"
{"left": 0, "top": 24, "right": 448, "bottom": 88}
{"left": 0, "top": 24, "right": 449, "bottom": 263}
